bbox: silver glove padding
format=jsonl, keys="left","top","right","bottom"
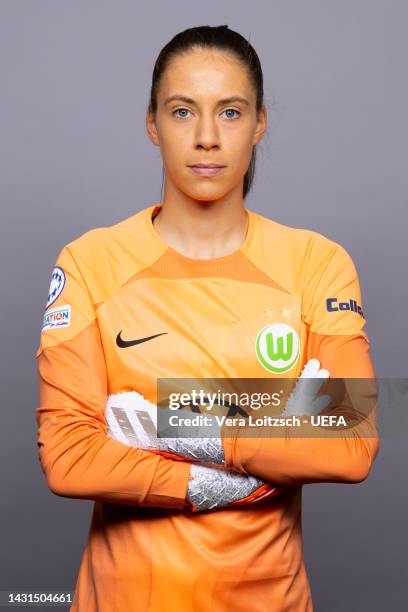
{"left": 187, "top": 463, "right": 265, "bottom": 512}
{"left": 163, "top": 434, "right": 225, "bottom": 465}
{"left": 281, "top": 358, "right": 331, "bottom": 417}
{"left": 159, "top": 411, "right": 224, "bottom": 464}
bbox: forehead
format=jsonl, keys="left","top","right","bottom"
{"left": 158, "top": 47, "right": 254, "bottom": 101}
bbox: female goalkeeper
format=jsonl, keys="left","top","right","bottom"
{"left": 35, "top": 25, "right": 379, "bottom": 612}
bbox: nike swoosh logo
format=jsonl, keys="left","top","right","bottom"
{"left": 116, "top": 330, "right": 168, "bottom": 348}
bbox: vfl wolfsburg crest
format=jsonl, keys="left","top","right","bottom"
{"left": 255, "top": 323, "right": 300, "bottom": 373}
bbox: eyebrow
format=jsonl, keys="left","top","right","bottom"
{"left": 163, "top": 95, "right": 250, "bottom": 107}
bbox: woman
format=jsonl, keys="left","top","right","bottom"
{"left": 35, "top": 25, "right": 379, "bottom": 612}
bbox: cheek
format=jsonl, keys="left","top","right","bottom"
{"left": 228, "top": 138, "right": 254, "bottom": 174}
{"left": 160, "top": 134, "right": 186, "bottom": 168}
{"left": 157, "top": 118, "right": 188, "bottom": 154}
{"left": 227, "top": 125, "right": 254, "bottom": 156}
{"left": 160, "top": 128, "right": 194, "bottom": 155}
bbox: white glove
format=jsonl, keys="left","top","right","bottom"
{"left": 187, "top": 463, "right": 267, "bottom": 512}
{"left": 105, "top": 391, "right": 225, "bottom": 465}
{"left": 104, "top": 392, "right": 277, "bottom": 512}
{"left": 281, "top": 358, "right": 331, "bottom": 416}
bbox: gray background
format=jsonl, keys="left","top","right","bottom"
{"left": 1, "top": 1, "right": 407, "bottom": 610}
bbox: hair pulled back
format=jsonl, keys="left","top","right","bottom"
{"left": 148, "top": 25, "right": 264, "bottom": 198}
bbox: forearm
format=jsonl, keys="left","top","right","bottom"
{"left": 222, "top": 423, "right": 379, "bottom": 485}
{"left": 223, "top": 334, "right": 380, "bottom": 485}
{"left": 37, "top": 413, "right": 191, "bottom": 508}
{"left": 37, "top": 329, "right": 191, "bottom": 510}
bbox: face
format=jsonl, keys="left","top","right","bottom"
{"left": 146, "top": 47, "right": 267, "bottom": 201}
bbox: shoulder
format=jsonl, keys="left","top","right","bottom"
{"left": 62, "top": 226, "right": 110, "bottom": 263}
{"left": 57, "top": 205, "right": 153, "bottom": 269}
{"left": 253, "top": 208, "right": 348, "bottom": 259}
{"left": 248, "top": 209, "right": 355, "bottom": 294}
{"left": 51, "top": 206, "right": 162, "bottom": 304}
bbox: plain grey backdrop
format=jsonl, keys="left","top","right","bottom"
{"left": 1, "top": 1, "right": 407, "bottom": 610}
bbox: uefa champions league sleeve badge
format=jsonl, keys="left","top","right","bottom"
{"left": 46, "top": 266, "right": 66, "bottom": 308}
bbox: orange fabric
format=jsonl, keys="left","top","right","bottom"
{"left": 222, "top": 333, "right": 379, "bottom": 485}
{"left": 35, "top": 203, "right": 379, "bottom": 611}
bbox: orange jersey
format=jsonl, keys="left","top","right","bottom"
{"left": 35, "top": 203, "right": 379, "bottom": 611}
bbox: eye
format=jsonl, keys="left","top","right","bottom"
{"left": 222, "top": 108, "right": 241, "bottom": 120}
{"left": 172, "top": 107, "right": 242, "bottom": 120}
{"left": 173, "top": 108, "right": 192, "bottom": 119}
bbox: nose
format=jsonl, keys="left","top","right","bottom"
{"left": 194, "top": 113, "right": 220, "bottom": 150}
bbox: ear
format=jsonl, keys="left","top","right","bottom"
{"left": 146, "top": 108, "right": 160, "bottom": 146}
{"left": 253, "top": 104, "right": 267, "bottom": 145}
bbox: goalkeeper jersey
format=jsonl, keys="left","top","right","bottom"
{"left": 35, "top": 203, "right": 379, "bottom": 612}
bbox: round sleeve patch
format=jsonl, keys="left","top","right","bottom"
{"left": 46, "top": 265, "right": 66, "bottom": 308}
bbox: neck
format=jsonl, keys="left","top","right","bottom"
{"left": 152, "top": 187, "right": 248, "bottom": 260}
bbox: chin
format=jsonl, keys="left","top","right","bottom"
{"left": 181, "top": 184, "right": 231, "bottom": 203}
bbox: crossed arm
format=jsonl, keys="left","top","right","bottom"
{"left": 221, "top": 333, "right": 379, "bottom": 486}
{"left": 103, "top": 334, "right": 379, "bottom": 509}
{"left": 36, "top": 320, "right": 378, "bottom": 513}
{"left": 104, "top": 358, "right": 332, "bottom": 510}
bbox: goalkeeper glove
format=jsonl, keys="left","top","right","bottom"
{"left": 186, "top": 463, "right": 278, "bottom": 512}
{"left": 105, "top": 358, "right": 331, "bottom": 465}
{"left": 105, "top": 392, "right": 280, "bottom": 511}
{"left": 280, "top": 358, "right": 331, "bottom": 416}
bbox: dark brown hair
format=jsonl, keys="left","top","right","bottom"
{"left": 148, "top": 25, "right": 264, "bottom": 199}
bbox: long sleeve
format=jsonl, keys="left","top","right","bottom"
{"left": 35, "top": 244, "right": 191, "bottom": 508}
{"left": 222, "top": 242, "right": 380, "bottom": 485}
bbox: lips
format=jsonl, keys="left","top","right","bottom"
{"left": 188, "top": 163, "right": 226, "bottom": 176}
{"left": 189, "top": 163, "right": 225, "bottom": 168}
